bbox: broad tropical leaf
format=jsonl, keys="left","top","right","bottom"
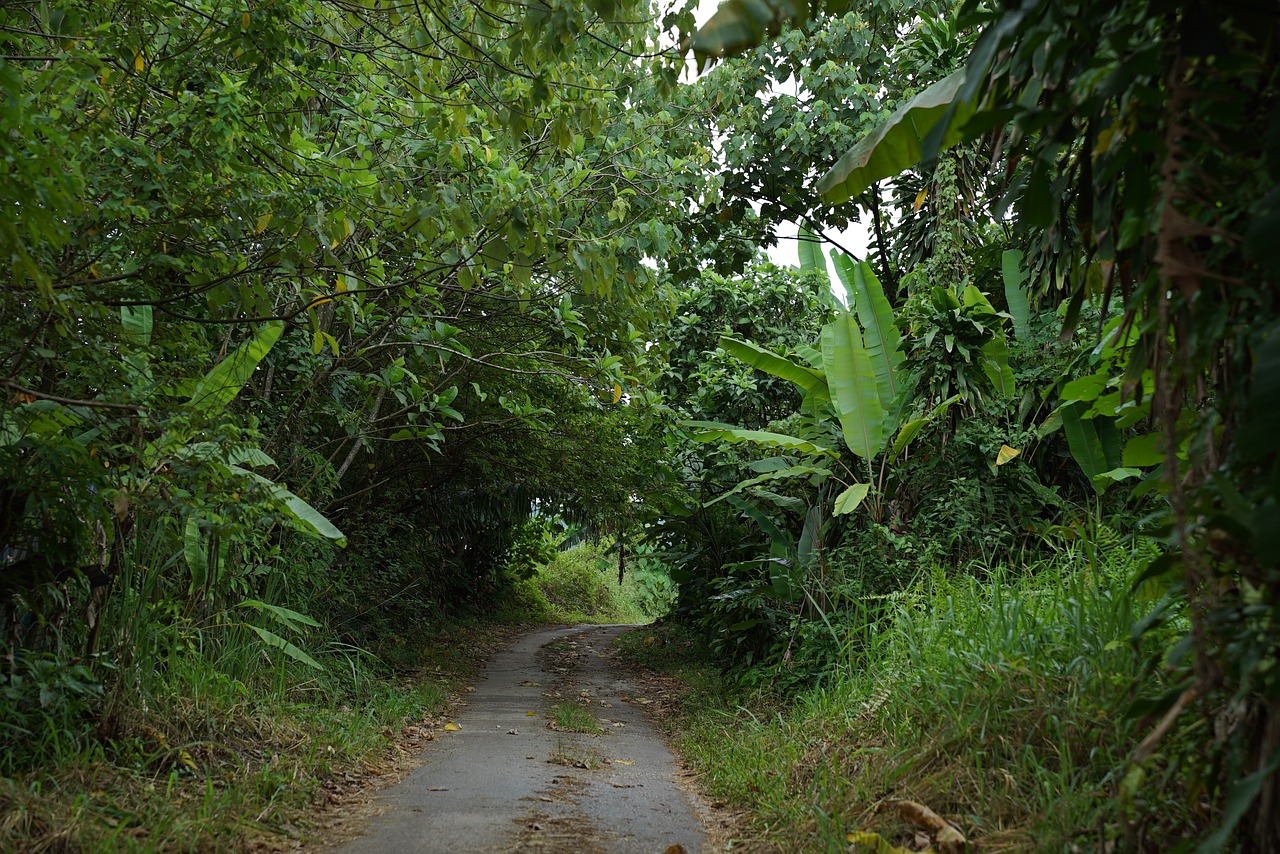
{"left": 240, "top": 599, "right": 322, "bottom": 633}
{"left": 726, "top": 495, "right": 794, "bottom": 554}
{"left": 1122, "top": 434, "right": 1163, "bottom": 468}
{"left": 245, "top": 625, "right": 324, "bottom": 670}
{"left": 821, "top": 314, "right": 884, "bottom": 458}
{"left": 719, "top": 336, "right": 830, "bottom": 400}
{"left": 704, "top": 464, "right": 833, "bottom": 506}
{"left": 1001, "top": 249, "right": 1031, "bottom": 339}
{"left": 797, "top": 226, "right": 824, "bottom": 275}
{"left": 230, "top": 465, "right": 347, "bottom": 545}
{"left": 981, "top": 336, "right": 1016, "bottom": 397}
{"left": 684, "top": 422, "right": 839, "bottom": 458}
{"left": 796, "top": 505, "right": 822, "bottom": 570}
{"left": 183, "top": 516, "right": 208, "bottom": 590}
{"left": 890, "top": 394, "right": 959, "bottom": 460}
{"left": 690, "top": 0, "right": 808, "bottom": 69}
{"left": 832, "top": 482, "right": 870, "bottom": 515}
{"left": 121, "top": 306, "right": 152, "bottom": 348}
{"left": 995, "top": 444, "right": 1021, "bottom": 466}
{"left": 1061, "top": 402, "right": 1110, "bottom": 493}
{"left": 190, "top": 321, "right": 284, "bottom": 415}
{"left": 817, "top": 70, "right": 975, "bottom": 205}
{"left": 830, "top": 255, "right": 902, "bottom": 414}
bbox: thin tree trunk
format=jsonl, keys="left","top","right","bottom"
{"left": 334, "top": 385, "right": 386, "bottom": 484}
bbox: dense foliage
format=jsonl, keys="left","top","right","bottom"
{"left": 1, "top": 0, "right": 1276, "bottom": 849}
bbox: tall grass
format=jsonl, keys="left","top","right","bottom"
{"left": 626, "top": 534, "right": 1208, "bottom": 852}
{"left": 0, "top": 518, "right": 488, "bottom": 852}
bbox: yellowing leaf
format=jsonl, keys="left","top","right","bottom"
{"left": 255, "top": 212, "right": 272, "bottom": 233}
{"left": 443, "top": 722, "right": 461, "bottom": 732}
{"left": 133, "top": 51, "right": 145, "bottom": 72}
{"left": 996, "top": 444, "right": 1021, "bottom": 466}
{"left": 913, "top": 187, "right": 928, "bottom": 212}
{"left": 242, "top": 11, "right": 251, "bottom": 29}
{"left": 845, "top": 830, "right": 922, "bottom": 853}
{"left": 100, "top": 68, "right": 111, "bottom": 86}
{"left": 526, "top": 710, "right": 537, "bottom": 716}
{"left": 612, "top": 383, "right": 623, "bottom": 404}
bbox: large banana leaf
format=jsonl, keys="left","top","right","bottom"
{"left": 1001, "top": 250, "right": 1032, "bottom": 339}
{"left": 981, "top": 336, "right": 1016, "bottom": 398}
{"left": 821, "top": 313, "right": 884, "bottom": 459}
{"left": 725, "top": 495, "right": 794, "bottom": 555}
{"left": 890, "top": 394, "right": 960, "bottom": 460}
{"left": 719, "top": 336, "right": 830, "bottom": 401}
{"left": 183, "top": 516, "right": 208, "bottom": 591}
{"left": 190, "top": 321, "right": 284, "bottom": 415}
{"left": 832, "top": 482, "right": 870, "bottom": 515}
{"left": 1061, "top": 402, "right": 1110, "bottom": 494}
{"left": 797, "top": 225, "right": 825, "bottom": 275}
{"left": 817, "top": 70, "right": 975, "bottom": 205}
{"left": 705, "top": 464, "right": 833, "bottom": 506}
{"left": 830, "top": 255, "right": 903, "bottom": 414}
{"left": 121, "top": 306, "right": 152, "bottom": 348}
{"left": 230, "top": 465, "right": 347, "bottom": 545}
{"left": 685, "top": 422, "right": 839, "bottom": 458}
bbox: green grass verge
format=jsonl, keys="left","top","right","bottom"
{"left": 0, "top": 621, "right": 505, "bottom": 852}
{"left": 617, "top": 556, "right": 1209, "bottom": 852}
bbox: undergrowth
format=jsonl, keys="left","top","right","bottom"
{"left": 618, "top": 541, "right": 1210, "bottom": 853}
{"left": 0, "top": 618, "right": 501, "bottom": 852}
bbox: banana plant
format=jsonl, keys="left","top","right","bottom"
{"left": 112, "top": 310, "right": 345, "bottom": 602}
{"left": 164, "top": 316, "right": 346, "bottom": 551}
{"left": 687, "top": 247, "right": 960, "bottom": 520}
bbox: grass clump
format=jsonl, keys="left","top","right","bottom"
{"left": 549, "top": 701, "right": 605, "bottom": 734}
{"left": 621, "top": 547, "right": 1207, "bottom": 852}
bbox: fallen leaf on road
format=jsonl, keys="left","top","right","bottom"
{"left": 427, "top": 787, "right": 448, "bottom": 791}
{"left": 518, "top": 680, "right": 541, "bottom": 687}
{"left": 613, "top": 759, "right": 635, "bottom": 765}
{"left": 443, "top": 722, "right": 462, "bottom": 732}
{"left": 526, "top": 711, "right": 537, "bottom": 716}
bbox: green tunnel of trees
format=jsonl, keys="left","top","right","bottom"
{"left": 1, "top": 0, "right": 1278, "bottom": 850}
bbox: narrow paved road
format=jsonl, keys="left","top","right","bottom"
{"left": 331, "top": 625, "right": 707, "bottom": 853}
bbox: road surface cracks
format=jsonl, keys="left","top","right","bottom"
{"left": 327, "top": 625, "right": 710, "bottom": 854}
